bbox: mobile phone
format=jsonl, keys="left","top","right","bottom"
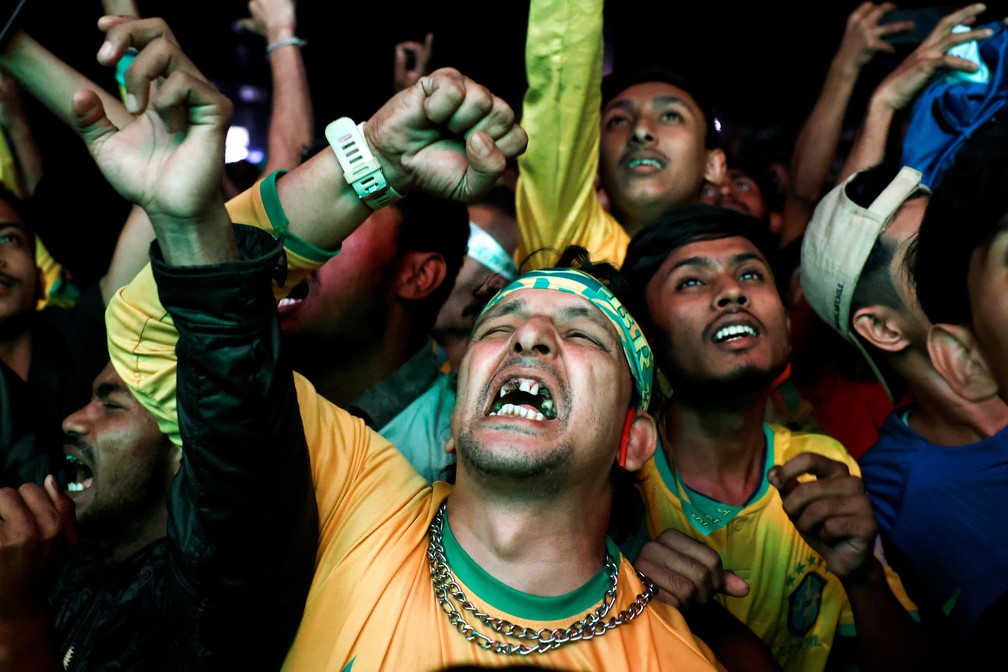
{"left": 880, "top": 6, "right": 957, "bottom": 44}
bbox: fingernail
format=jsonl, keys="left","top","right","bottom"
{"left": 46, "top": 474, "right": 63, "bottom": 492}
{"left": 98, "top": 41, "right": 113, "bottom": 61}
{"left": 126, "top": 93, "right": 139, "bottom": 113}
{"left": 473, "top": 132, "right": 491, "bottom": 157}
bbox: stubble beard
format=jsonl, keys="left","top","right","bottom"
{"left": 671, "top": 360, "right": 787, "bottom": 405}
{"left": 454, "top": 428, "right": 573, "bottom": 496}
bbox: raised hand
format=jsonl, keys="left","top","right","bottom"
{"left": 833, "top": 2, "right": 910, "bottom": 73}
{"left": 769, "top": 452, "right": 877, "bottom": 579}
{"left": 393, "top": 32, "right": 434, "bottom": 92}
{"left": 70, "top": 15, "right": 234, "bottom": 265}
{"left": 364, "top": 67, "right": 527, "bottom": 204}
{"left": 872, "top": 3, "right": 1000, "bottom": 112}
{"left": 235, "top": 0, "right": 298, "bottom": 44}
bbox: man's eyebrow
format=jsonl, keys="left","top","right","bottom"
{"left": 668, "top": 255, "right": 713, "bottom": 272}
{"left": 557, "top": 304, "right": 610, "bottom": 331}
{"left": 669, "top": 251, "right": 768, "bottom": 272}
{"left": 475, "top": 297, "right": 529, "bottom": 326}
{"left": 474, "top": 297, "right": 612, "bottom": 338}
{"left": 607, "top": 94, "right": 691, "bottom": 114}
{"left": 95, "top": 381, "right": 128, "bottom": 399}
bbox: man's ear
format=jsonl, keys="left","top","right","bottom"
{"left": 852, "top": 306, "right": 910, "bottom": 353}
{"left": 621, "top": 412, "right": 657, "bottom": 472}
{"left": 927, "top": 323, "right": 999, "bottom": 401}
{"left": 768, "top": 212, "right": 783, "bottom": 236}
{"left": 703, "top": 148, "right": 727, "bottom": 185}
{"left": 396, "top": 251, "right": 447, "bottom": 301}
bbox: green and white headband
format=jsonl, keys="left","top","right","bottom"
{"left": 478, "top": 268, "right": 653, "bottom": 410}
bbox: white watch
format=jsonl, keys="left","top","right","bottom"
{"left": 324, "top": 117, "right": 404, "bottom": 209}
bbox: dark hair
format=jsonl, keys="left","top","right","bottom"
{"left": 473, "top": 182, "right": 517, "bottom": 219}
{"left": 846, "top": 165, "right": 909, "bottom": 321}
{"left": 911, "top": 114, "right": 1008, "bottom": 326}
{"left": 613, "top": 203, "right": 782, "bottom": 337}
{"left": 392, "top": 191, "right": 470, "bottom": 329}
{"left": 601, "top": 64, "right": 720, "bottom": 149}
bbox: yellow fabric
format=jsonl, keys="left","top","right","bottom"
{"left": 515, "top": 0, "right": 630, "bottom": 270}
{"left": 106, "top": 183, "right": 322, "bottom": 449}
{"left": 0, "top": 131, "right": 60, "bottom": 308}
{"left": 637, "top": 424, "right": 916, "bottom": 672}
{"left": 34, "top": 237, "right": 70, "bottom": 309}
{"left": 104, "top": 184, "right": 724, "bottom": 672}
{"left": 0, "top": 129, "right": 20, "bottom": 196}
{"left": 287, "top": 457, "right": 723, "bottom": 671}
{"left": 107, "top": 269, "right": 725, "bottom": 670}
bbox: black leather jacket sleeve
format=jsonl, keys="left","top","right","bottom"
{"left": 149, "top": 225, "right": 318, "bottom": 670}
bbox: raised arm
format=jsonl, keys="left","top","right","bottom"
{"left": 0, "top": 73, "right": 42, "bottom": 196}
{"left": 514, "top": 0, "right": 630, "bottom": 269}
{"left": 840, "top": 3, "right": 998, "bottom": 179}
{"left": 69, "top": 16, "right": 322, "bottom": 667}
{"left": 0, "top": 28, "right": 155, "bottom": 305}
{"left": 85, "top": 13, "right": 525, "bottom": 444}
{"left": 778, "top": 1, "right": 910, "bottom": 248}
{"left": 393, "top": 32, "right": 434, "bottom": 93}
{"left": 237, "top": 0, "right": 314, "bottom": 176}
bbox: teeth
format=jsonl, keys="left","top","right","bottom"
{"left": 629, "top": 159, "right": 662, "bottom": 169}
{"left": 67, "top": 482, "right": 84, "bottom": 492}
{"left": 489, "top": 403, "right": 545, "bottom": 422}
{"left": 278, "top": 297, "right": 302, "bottom": 308}
{"left": 714, "top": 324, "right": 757, "bottom": 342}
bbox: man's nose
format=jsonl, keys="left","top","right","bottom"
{"left": 510, "top": 316, "right": 558, "bottom": 357}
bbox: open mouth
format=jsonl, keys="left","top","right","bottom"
{"left": 489, "top": 377, "right": 557, "bottom": 421}
{"left": 64, "top": 454, "right": 94, "bottom": 493}
{"left": 626, "top": 157, "right": 664, "bottom": 171}
{"left": 278, "top": 278, "right": 309, "bottom": 309}
{"left": 712, "top": 323, "right": 758, "bottom": 344}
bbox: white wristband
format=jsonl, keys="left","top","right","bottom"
{"left": 266, "top": 36, "right": 307, "bottom": 53}
{"left": 324, "top": 117, "right": 404, "bottom": 210}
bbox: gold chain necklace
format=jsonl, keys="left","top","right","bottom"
{"left": 426, "top": 501, "right": 657, "bottom": 655}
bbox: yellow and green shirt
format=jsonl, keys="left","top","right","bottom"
{"left": 637, "top": 423, "right": 916, "bottom": 672}
{"left": 105, "top": 184, "right": 724, "bottom": 672}
{"left": 515, "top": 0, "right": 630, "bottom": 270}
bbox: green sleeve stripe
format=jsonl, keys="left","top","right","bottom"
{"left": 259, "top": 170, "right": 341, "bottom": 263}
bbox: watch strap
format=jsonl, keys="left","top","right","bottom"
{"left": 325, "top": 117, "right": 404, "bottom": 210}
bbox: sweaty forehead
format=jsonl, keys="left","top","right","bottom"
{"left": 477, "top": 290, "right": 613, "bottom": 333}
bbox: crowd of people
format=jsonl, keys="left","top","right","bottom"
{"left": 0, "top": 1, "right": 1006, "bottom": 670}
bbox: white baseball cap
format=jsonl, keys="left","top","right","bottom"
{"left": 799, "top": 165, "right": 929, "bottom": 400}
